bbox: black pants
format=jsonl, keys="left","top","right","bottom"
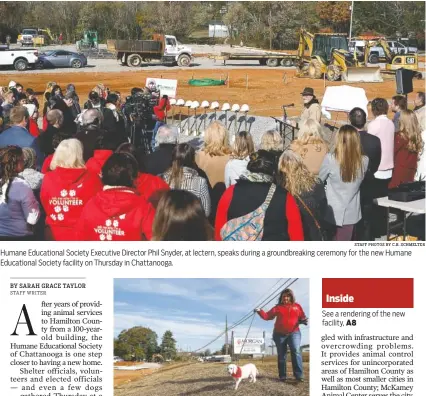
{"left": 356, "top": 178, "right": 391, "bottom": 241}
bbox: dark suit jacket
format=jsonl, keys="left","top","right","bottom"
{"left": 358, "top": 130, "right": 382, "bottom": 201}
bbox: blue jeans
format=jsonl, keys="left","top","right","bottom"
{"left": 151, "top": 121, "right": 164, "bottom": 151}
{"left": 273, "top": 330, "right": 303, "bottom": 380}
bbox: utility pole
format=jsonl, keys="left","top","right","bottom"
{"left": 225, "top": 315, "right": 229, "bottom": 355}
{"left": 269, "top": 8, "right": 272, "bottom": 50}
{"left": 270, "top": 338, "right": 275, "bottom": 355}
{"left": 349, "top": 0, "right": 354, "bottom": 41}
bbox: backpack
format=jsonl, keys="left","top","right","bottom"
{"left": 220, "top": 184, "right": 276, "bottom": 241}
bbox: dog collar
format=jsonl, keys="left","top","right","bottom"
{"left": 232, "top": 367, "right": 242, "bottom": 378}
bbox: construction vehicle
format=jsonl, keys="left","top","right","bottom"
{"left": 76, "top": 31, "right": 99, "bottom": 51}
{"left": 365, "top": 38, "right": 421, "bottom": 76}
{"left": 17, "top": 28, "right": 57, "bottom": 46}
{"left": 297, "top": 29, "right": 383, "bottom": 82}
{"left": 107, "top": 34, "right": 192, "bottom": 67}
{"left": 296, "top": 29, "right": 349, "bottom": 79}
{"left": 17, "top": 28, "right": 38, "bottom": 46}
{"left": 209, "top": 50, "right": 298, "bottom": 67}
{"left": 37, "top": 28, "right": 57, "bottom": 45}
{"left": 209, "top": 29, "right": 349, "bottom": 69}
{"left": 347, "top": 38, "right": 422, "bottom": 79}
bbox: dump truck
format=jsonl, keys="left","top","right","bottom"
{"left": 17, "top": 28, "right": 38, "bottom": 46}
{"left": 107, "top": 34, "right": 192, "bottom": 67}
{"left": 17, "top": 28, "right": 57, "bottom": 46}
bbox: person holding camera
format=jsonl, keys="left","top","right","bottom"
{"left": 255, "top": 288, "right": 308, "bottom": 382}
{"left": 152, "top": 95, "right": 171, "bottom": 151}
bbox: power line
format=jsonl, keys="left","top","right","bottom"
{"left": 193, "top": 278, "right": 300, "bottom": 353}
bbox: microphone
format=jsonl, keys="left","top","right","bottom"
{"left": 282, "top": 103, "right": 294, "bottom": 108}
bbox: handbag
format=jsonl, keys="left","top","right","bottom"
{"left": 220, "top": 184, "right": 276, "bottom": 241}
{"left": 295, "top": 194, "right": 326, "bottom": 241}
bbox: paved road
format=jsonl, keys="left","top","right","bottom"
{"left": 2, "top": 42, "right": 424, "bottom": 74}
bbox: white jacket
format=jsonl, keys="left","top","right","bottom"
{"left": 415, "top": 130, "right": 426, "bottom": 181}
{"left": 0, "top": 177, "right": 40, "bottom": 237}
{"left": 224, "top": 157, "right": 249, "bottom": 188}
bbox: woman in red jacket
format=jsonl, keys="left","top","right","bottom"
{"left": 215, "top": 150, "right": 304, "bottom": 241}
{"left": 40, "top": 139, "right": 103, "bottom": 240}
{"left": 389, "top": 110, "right": 424, "bottom": 189}
{"left": 255, "top": 288, "right": 308, "bottom": 382}
{"left": 152, "top": 95, "right": 171, "bottom": 151}
{"left": 76, "top": 153, "right": 155, "bottom": 241}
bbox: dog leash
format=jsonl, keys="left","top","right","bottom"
{"left": 237, "top": 313, "right": 256, "bottom": 363}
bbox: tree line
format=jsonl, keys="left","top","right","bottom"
{"left": 114, "top": 326, "right": 177, "bottom": 362}
{"left": 0, "top": 1, "right": 424, "bottom": 49}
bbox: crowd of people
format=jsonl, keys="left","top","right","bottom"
{"left": 1, "top": 81, "right": 425, "bottom": 241}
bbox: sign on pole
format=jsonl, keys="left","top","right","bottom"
{"left": 145, "top": 78, "right": 177, "bottom": 98}
{"left": 233, "top": 337, "right": 265, "bottom": 354}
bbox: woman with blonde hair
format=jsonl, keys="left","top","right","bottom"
{"left": 260, "top": 130, "right": 283, "bottom": 152}
{"left": 196, "top": 121, "right": 230, "bottom": 220}
{"left": 196, "top": 121, "right": 231, "bottom": 187}
{"left": 40, "top": 139, "right": 103, "bottom": 240}
{"left": 319, "top": 125, "right": 369, "bottom": 241}
{"left": 224, "top": 131, "right": 255, "bottom": 187}
{"left": 278, "top": 150, "right": 327, "bottom": 240}
{"left": 290, "top": 119, "right": 328, "bottom": 175}
{"left": 389, "top": 110, "right": 424, "bottom": 189}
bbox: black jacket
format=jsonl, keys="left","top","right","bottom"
{"left": 297, "top": 181, "right": 328, "bottom": 241}
{"left": 358, "top": 130, "right": 382, "bottom": 200}
{"left": 37, "top": 125, "right": 71, "bottom": 156}
{"left": 142, "top": 144, "right": 175, "bottom": 176}
{"left": 102, "top": 108, "right": 127, "bottom": 149}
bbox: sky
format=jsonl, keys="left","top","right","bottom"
{"left": 114, "top": 278, "right": 310, "bottom": 354}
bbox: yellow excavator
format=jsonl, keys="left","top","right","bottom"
{"left": 365, "top": 38, "right": 422, "bottom": 77}
{"left": 324, "top": 38, "right": 422, "bottom": 82}
{"left": 296, "top": 29, "right": 382, "bottom": 82}
{"left": 37, "top": 28, "right": 57, "bottom": 45}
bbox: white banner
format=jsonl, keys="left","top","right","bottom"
{"left": 145, "top": 78, "right": 177, "bottom": 98}
{"left": 233, "top": 337, "right": 265, "bottom": 354}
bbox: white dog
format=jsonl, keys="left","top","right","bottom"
{"left": 227, "top": 363, "right": 259, "bottom": 390}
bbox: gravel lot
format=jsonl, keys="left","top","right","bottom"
{"left": 114, "top": 361, "right": 310, "bottom": 396}
{"left": 5, "top": 43, "right": 422, "bottom": 74}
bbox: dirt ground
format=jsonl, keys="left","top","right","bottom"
{"left": 2, "top": 68, "right": 424, "bottom": 121}
{"left": 114, "top": 368, "right": 158, "bottom": 388}
{"left": 114, "top": 358, "right": 309, "bottom": 396}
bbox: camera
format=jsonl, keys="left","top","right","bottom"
{"left": 123, "top": 89, "right": 158, "bottom": 154}
{"left": 124, "top": 91, "right": 157, "bottom": 121}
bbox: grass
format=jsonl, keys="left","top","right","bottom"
{"left": 114, "top": 355, "right": 309, "bottom": 396}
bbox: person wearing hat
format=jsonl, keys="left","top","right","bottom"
{"left": 290, "top": 87, "right": 321, "bottom": 127}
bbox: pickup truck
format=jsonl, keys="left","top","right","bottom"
{"left": 0, "top": 46, "right": 39, "bottom": 70}
{"left": 107, "top": 34, "right": 192, "bottom": 67}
